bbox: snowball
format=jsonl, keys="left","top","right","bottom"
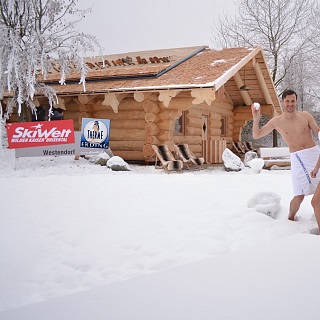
{"left": 253, "top": 102, "right": 260, "bottom": 110}
{"left": 249, "top": 158, "right": 265, "bottom": 173}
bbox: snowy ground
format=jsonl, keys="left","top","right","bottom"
{"left": 0, "top": 148, "right": 319, "bottom": 319}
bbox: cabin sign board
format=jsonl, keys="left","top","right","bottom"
{"left": 80, "top": 118, "right": 110, "bottom": 149}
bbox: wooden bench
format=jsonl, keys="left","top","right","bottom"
{"left": 259, "top": 147, "right": 291, "bottom": 169}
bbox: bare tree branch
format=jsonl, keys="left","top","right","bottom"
{"left": 211, "top": 0, "right": 320, "bottom": 111}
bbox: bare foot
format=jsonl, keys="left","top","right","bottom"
{"left": 288, "top": 213, "right": 298, "bottom": 221}
{"left": 310, "top": 228, "right": 319, "bottom": 235}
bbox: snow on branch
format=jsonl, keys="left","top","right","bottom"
{"left": 0, "top": 0, "right": 103, "bottom": 117}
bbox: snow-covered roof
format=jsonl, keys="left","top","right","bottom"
{"left": 42, "top": 45, "right": 281, "bottom": 112}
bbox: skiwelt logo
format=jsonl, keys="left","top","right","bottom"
{"left": 6, "top": 120, "right": 75, "bottom": 149}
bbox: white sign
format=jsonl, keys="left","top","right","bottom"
{"left": 15, "top": 132, "right": 101, "bottom": 158}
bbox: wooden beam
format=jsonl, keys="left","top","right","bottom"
{"left": 102, "top": 93, "right": 127, "bottom": 113}
{"left": 133, "top": 91, "right": 152, "bottom": 102}
{"left": 223, "top": 88, "right": 234, "bottom": 105}
{"left": 77, "top": 94, "right": 97, "bottom": 105}
{"left": 55, "top": 97, "right": 65, "bottom": 110}
{"left": 33, "top": 98, "right": 40, "bottom": 107}
{"left": 159, "top": 97, "right": 193, "bottom": 111}
{"left": 191, "top": 88, "right": 216, "bottom": 106}
{"left": 233, "top": 72, "right": 253, "bottom": 105}
{"left": 253, "top": 59, "right": 273, "bottom": 105}
{"left": 158, "top": 90, "right": 180, "bottom": 107}
{"left": 143, "top": 100, "right": 160, "bottom": 113}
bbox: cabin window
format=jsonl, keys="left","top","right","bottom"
{"left": 174, "top": 112, "right": 186, "bottom": 135}
{"left": 221, "top": 116, "right": 227, "bottom": 137}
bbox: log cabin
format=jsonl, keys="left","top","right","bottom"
{"left": 2, "top": 45, "right": 281, "bottom": 163}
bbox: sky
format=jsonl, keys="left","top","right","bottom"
{"left": 0, "top": 147, "right": 320, "bottom": 319}
{"left": 76, "top": 0, "right": 236, "bottom": 55}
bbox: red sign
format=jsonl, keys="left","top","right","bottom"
{"left": 6, "top": 120, "right": 75, "bottom": 149}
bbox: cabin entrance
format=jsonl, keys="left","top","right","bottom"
{"left": 202, "top": 115, "right": 209, "bottom": 162}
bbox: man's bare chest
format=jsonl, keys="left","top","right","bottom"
{"left": 276, "top": 119, "right": 310, "bottom": 137}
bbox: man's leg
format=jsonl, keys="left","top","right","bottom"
{"left": 311, "top": 186, "right": 320, "bottom": 233}
{"left": 288, "top": 195, "right": 304, "bottom": 221}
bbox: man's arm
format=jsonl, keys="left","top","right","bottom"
{"left": 305, "top": 112, "right": 320, "bottom": 135}
{"left": 251, "top": 105, "right": 275, "bottom": 139}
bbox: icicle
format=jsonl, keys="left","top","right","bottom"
{"left": 59, "top": 68, "right": 66, "bottom": 85}
{"left": 6, "top": 68, "right": 11, "bottom": 93}
{"left": 18, "top": 101, "right": 21, "bottom": 115}
{"left": 29, "top": 84, "right": 35, "bottom": 100}
{"left": 32, "top": 109, "right": 37, "bottom": 121}
{"left": 79, "top": 75, "right": 86, "bottom": 92}
{"left": 17, "top": 86, "right": 23, "bottom": 115}
{"left": 48, "top": 98, "right": 54, "bottom": 121}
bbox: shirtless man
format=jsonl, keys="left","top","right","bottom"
{"left": 252, "top": 89, "right": 320, "bottom": 232}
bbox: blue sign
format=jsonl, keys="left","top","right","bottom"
{"left": 80, "top": 118, "right": 110, "bottom": 149}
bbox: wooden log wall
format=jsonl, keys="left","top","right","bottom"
{"left": 232, "top": 104, "right": 274, "bottom": 142}
{"left": 96, "top": 97, "right": 146, "bottom": 160}
{"left": 233, "top": 106, "right": 253, "bottom": 141}
{"left": 64, "top": 95, "right": 147, "bottom": 160}
{"left": 63, "top": 99, "right": 91, "bottom": 131}
{"left": 183, "top": 108, "right": 203, "bottom": 155}
{"left": 143, "top": 106, "right": 181, "bottom": 159}
{"left": 172, "top": 100, "right": 235, "bottom": 158}
{"left": 143, "top": 96, "right": 194, "bottom": 160}
{"left": 143, "top": 99, "right": 160, "bottom": 159}
{"left": 3, "top": 87, "right": 244, "bottom": 163}
{"left": 60, "top": 91, "right": 238, "bottom": 162}
{"left": 209, "top": 101, "right": 234, "bottom": 138}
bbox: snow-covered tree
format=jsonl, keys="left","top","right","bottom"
{"left": 0, "top": 0, "right": 102, "bottom": 121}
{"left": 211, "top": 0, "right": 320, "bottom": 109}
